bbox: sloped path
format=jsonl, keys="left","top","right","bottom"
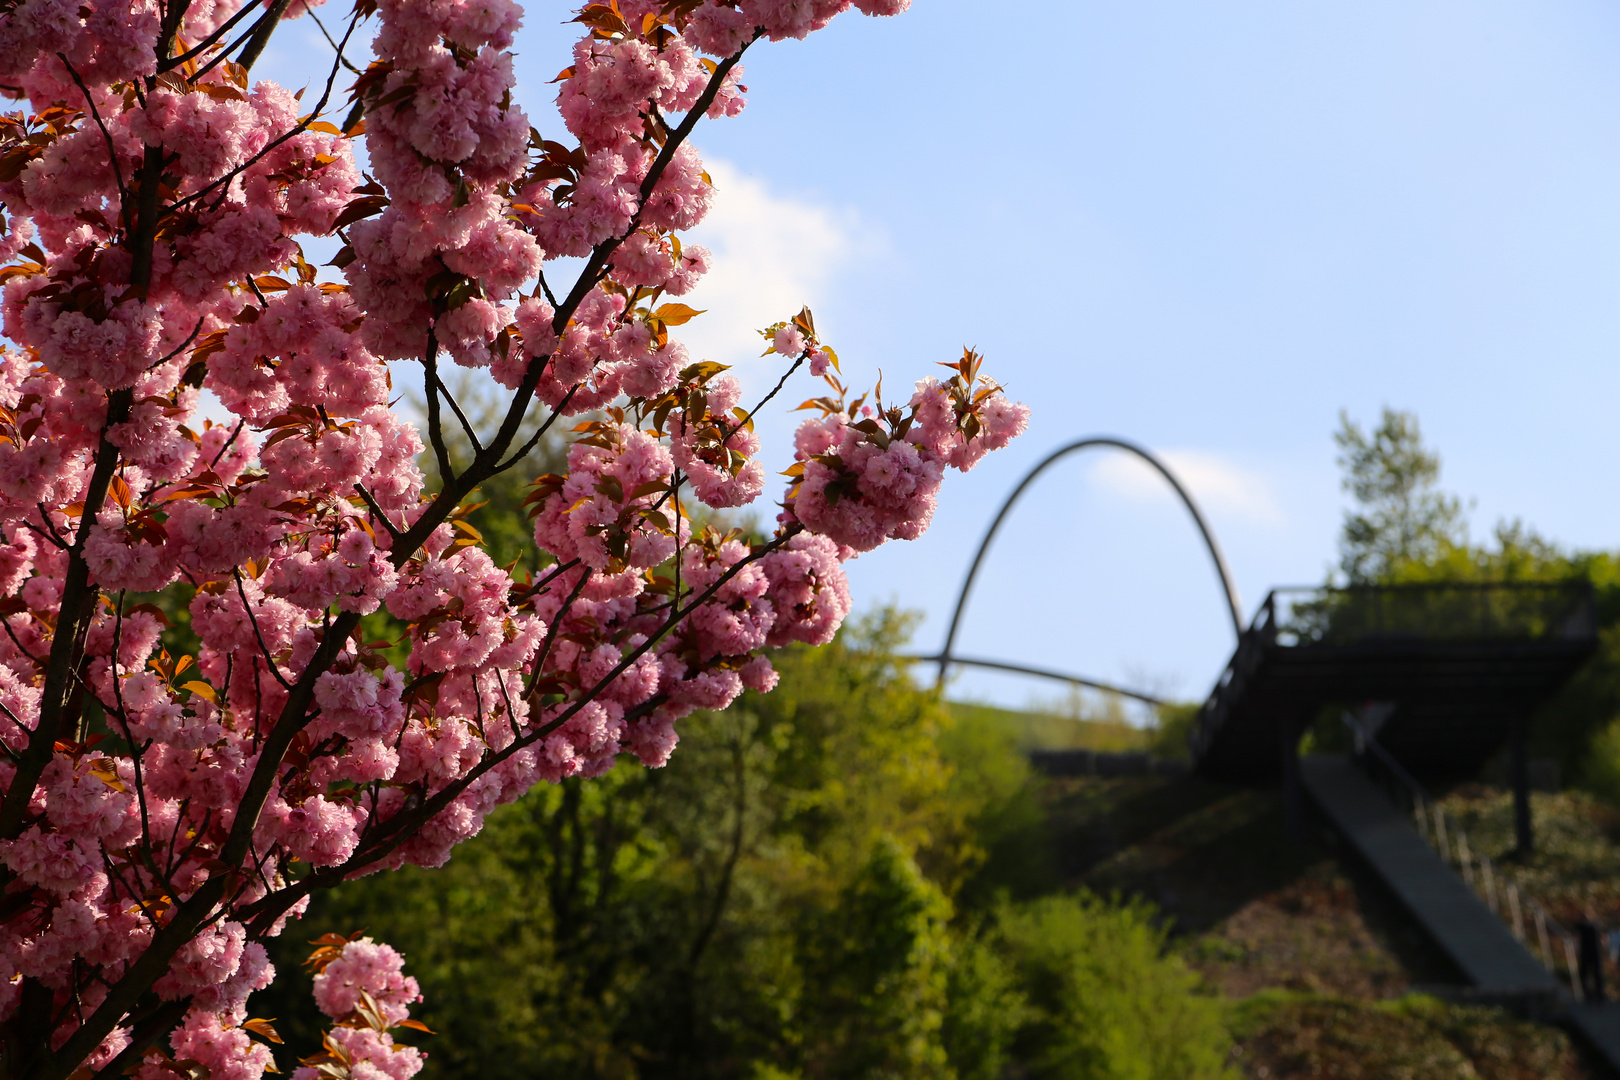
{"left": 1302, "top": 755, "right": 1620, "bottom": 1074}
{"left": 1299, "top": 755, "right": 1556, "bottom": 993}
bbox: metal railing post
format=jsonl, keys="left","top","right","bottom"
{"left": 1433, "top": 804, "right": 1451, "bottom": 864}
{"left": 1565, "top": 935, "right": 1585, "bottom": 1001}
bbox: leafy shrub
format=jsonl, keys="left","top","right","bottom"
{"left": 995, "top": 893, "right": 1234, "bottom": 1080}
{"left": 940, "top": 928, "right": 1029, "bottom": 1080}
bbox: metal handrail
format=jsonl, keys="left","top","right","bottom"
{"left": 1264, "top": 581, "right": 1595, "bottom": 648}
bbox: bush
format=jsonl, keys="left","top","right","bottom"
{"left": 996, "top": 893, "right": 1235, "bottom": 1080}
{"left": 940, "top": 928, "right": 1030, "bottom": 1080}
{"left": 1584, "top": 716, "right": 1620, "bottom": 805}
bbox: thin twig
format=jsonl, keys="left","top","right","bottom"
{"left": 536, "top": 270, "right": 560, "bottom": 308}
{"left": 58, "top": 56, "right": 130, "bottom": 214}
{"left": 18, "top": 518, "right": 67, "bottom": 552}
{"left": 425, "top": 361, "right": 483, "bottom": 454}
{"left": 233, "top": 570, "right": 293, "bottom": 690}
{"left": 526, "top": 567, "right": 592, "bottom": 700}
{"left": 307, "top": 6, "right": 363, "bottom": 73}
{"left": 209, "top": 419, "right": 246, "bottom": 469}
{"left": 145, "top": 316, "right": 207, "bottom": 372}
{"left": 422, "top": 330, "right": 455, "bottom": 482}
{"left": 351, "top": 483, "right": 402, "bottom": 540}
{"left": 492, "top": 385, "right": 578, "bottom": 474}
{"left": 721, "top": 355, "right": 802, "bottom": 452}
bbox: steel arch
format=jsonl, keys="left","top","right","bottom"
{"left": 935, "top": 436, "right": 1246, "bottom": 690}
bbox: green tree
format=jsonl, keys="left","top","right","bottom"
{"left": 794, "top": 838, "right": 954, "bottom": 1080}
{"left": 1381, "top": 520, "right": 1620, "bottom": 792}
{"left": 1329, "top": 406, "right": 1620, "bottom": 793}
{"left": 1334, "top": 407, "right": 1464, "bottom": 583}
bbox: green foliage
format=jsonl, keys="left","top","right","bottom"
{"left": 939, "top": 930, "right": 1029, "bottom": 1080}
{"left": 946, "top": 695, "right": 1151, "bottom": 754}
{"left": 1379, "top": 521, "right": 1620, "bottom": 790}
{"left": 1334, "top": 407, "right": 1464, "bottom": 583}
{"left": 936, "top": 704, "right": 1056, "bottom": 911}
{"left": 1149, "top": 702, "right": 1199, "bottom": 762}
{"left": 1332, "top": 407, "right": 1620, "bottom": 792}
{"left": 996, "top": 894, "right": 1234, "bottom": 1080}
{"left": 795, "top": 838, "right": 953, "bottom": 1080}
{"left": 1587, "top": 718, "right": 1620, "bottom": 805}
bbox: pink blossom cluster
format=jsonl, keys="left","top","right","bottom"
{"left": 787, "top": 361, "right": 1030, "bottom": 552}
{"left": 285, "top": 936, "right": 425, "bottom": 1080}
{"left": 0, "top": 0, "right": 1032, "bottom": 1074}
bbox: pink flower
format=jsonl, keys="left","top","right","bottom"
{"left": 773, "top": 325, "right": 806, "bottom": 357}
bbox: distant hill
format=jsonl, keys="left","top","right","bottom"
{"left": 946, "top": 696, "right": 1198, "bottom": 757}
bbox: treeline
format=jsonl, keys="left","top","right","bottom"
{"left": 1331, "top": 408, "right": 1620, "bottom": 795}
{"left": 258, "top": 611, "right": 1233, "bottom": 1080}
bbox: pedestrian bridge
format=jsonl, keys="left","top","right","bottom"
{"left": 930, "top": 439, "right": 1610, "bottom": 1064}
{"left": 1190, "top": 582, "right": 1598, "bottom": 784}
{"left": 925, "top": 436, "right": 1598, "bottom": 786}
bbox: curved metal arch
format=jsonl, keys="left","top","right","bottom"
{"left": 936, "top": 436, "right": 1245, "bottom": 689}
{"left": 903, "top": 653, "right": 1167, "bottom": 707}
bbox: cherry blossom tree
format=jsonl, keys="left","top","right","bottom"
{"left": 0, "top": 0, "right": 1029, "bottom": 1076}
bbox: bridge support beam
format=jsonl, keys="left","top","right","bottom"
{"left": 1281, "top": 715, "right": 1305, "bottom": 844}
{"left": 1510, "top": 715, "right": 1533, "bottom": 856}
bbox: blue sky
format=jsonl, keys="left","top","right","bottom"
{"left": 264, "top": 2, "right": 1620, "bottom": 710}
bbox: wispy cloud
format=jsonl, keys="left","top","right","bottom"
{"left": 1091, "top": 449, "right": 1285, "bottom": 527}
{"left": 673, "top": 159, "right": 864, "bottom": 371}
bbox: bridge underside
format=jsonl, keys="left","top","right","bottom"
{"left": 1193, "top": 636, "right": 1593, "bottom": 784}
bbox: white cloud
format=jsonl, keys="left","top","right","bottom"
{"left": 1090, "top": 449, "right": 1285, "bottom": 527}
{"left": 673, "top": 159, "right": 865, "bottom": 371}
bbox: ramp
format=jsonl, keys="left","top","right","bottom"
{"left": 1300, "top": 755, "right": 1558, "bottom": 995}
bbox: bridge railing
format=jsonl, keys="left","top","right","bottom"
{"left": 1341, "top": 710, "right": 1586, "bottom": 1001}
{"left": 1186, "top": 617, "right": 1270, "bottom": 763}
{"left": 1266, "top": 582, "right": 1595, "bottom": 649}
